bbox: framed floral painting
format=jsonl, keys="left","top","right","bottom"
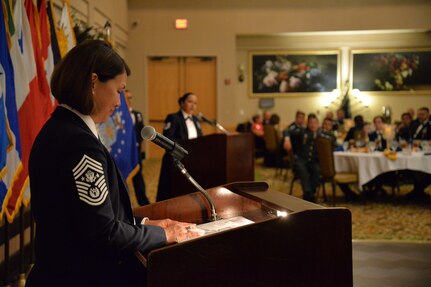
{"left": 249, "top": 50, "right": 340, "bottom": 97}
{"left": 350, "top": 48, "right": 431, "bottom": 94}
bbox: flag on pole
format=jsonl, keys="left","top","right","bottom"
{"left": 5, "top": 0, "right": 51, "bottom": 222}
{"left": 46, "top": 0, "right": 61, "bottom": 64}
{"left": 58, "top": 0, "right": 76, "bottom": 57}
{"left": 1, "top": 0, "right": 21, "bottom": 220}
{"left": 0, "top": 81, "right": 10, "bottom": 181}
{"left": 99, "top": 92, "right": 140, "bottom": 185}
{"left": 38, "top": 0, "right": 56, "bottom": 107}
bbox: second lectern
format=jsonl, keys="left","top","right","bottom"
{"left": 169, "top": 133, "right": 254, "bottom": 197}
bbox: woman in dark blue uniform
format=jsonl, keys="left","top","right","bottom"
{"left": 26, "top": 40, "right": 198, "bottom": 287}
{"left": 156, "top": 92, "right": 203, "bottom": 201}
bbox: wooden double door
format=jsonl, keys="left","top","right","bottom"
{"left": 147, "top": 56, "right": 217, "bottom": 158}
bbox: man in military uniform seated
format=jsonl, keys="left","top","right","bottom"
{"left": 408, "top": 106, "right": 431, "bottom": 201}
{"left": 283, "top": 113, "right": 320, "bottom": 202}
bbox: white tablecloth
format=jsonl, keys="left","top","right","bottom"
{"left": 333, "top": 151, "right": 431, "bottom": 189}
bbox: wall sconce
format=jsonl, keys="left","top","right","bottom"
{"left": 322, "top": 89, "right": 340, "bottom": 108}
{"left": 351, "top": 88, "right": 361, "bottom": 98}
{"left": 238, "top": 65, "right": 245, "bottom": 82}
{"left": 351, "top": 88, "right": 371, "bottom": 108}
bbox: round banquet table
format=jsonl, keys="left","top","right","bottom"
{"left": 333, "top": 151, "right": 431, "bottom": 190}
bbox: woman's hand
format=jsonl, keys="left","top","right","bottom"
{"left": 145, "top": 219, "right": 201, "bottom": 243}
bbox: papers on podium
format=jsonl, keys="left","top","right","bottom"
{"left": 179, "top": 216, "right": 254, "bottom": 242}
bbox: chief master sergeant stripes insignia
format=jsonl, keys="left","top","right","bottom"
{"left": 72, "top": 154, "right": 108, "bottom": 206}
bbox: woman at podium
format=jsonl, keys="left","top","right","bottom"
{"left": 157, "top": 92, "right": 203, "bottom": 201}
{"left": 26, "top": 40, "right": 197, "bottom": 287}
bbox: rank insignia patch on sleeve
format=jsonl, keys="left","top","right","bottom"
{"left": 72, "top": 154, "right": 108, "bottom": 206}
{"left": 163, "top": 122, "right": 171, "bottom": 130}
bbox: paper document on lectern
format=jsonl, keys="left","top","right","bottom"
{"left": 179, "top": 216, "right": 254, "bottom": 243}
{"left": 198, "top": 216, "right": 254, "bottom": 234}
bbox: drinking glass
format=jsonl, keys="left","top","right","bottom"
{"left": 368, "top": 141, "right": 376, "bottom": 153}
{"left": 390, "top": 140, "right": 399, "bottom": 152}
{"left": 421, "top": 140, "right": 430, "bottom": 152}
{"left": 342, "top": 142, "right": 349, "bottom": 152}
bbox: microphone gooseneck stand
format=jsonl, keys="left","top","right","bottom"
{"left": 173, "top": 159, "right": 218, "bottom": 222}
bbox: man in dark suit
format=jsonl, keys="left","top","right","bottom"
{"left": 157, "top": 92, "right": 203, "bottom": 201}
{"left": 125, "top": 90, "right": 149, "bottom": 205}
{"left": 368, "top": 115, "right": 387, "bottom": 151}
{"left": 411, "top": 107, "right": 431, "bottom": 141}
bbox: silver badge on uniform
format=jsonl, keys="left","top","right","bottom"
{"left": 72, "top": 154, "right": 108, "bottom": 206}
{"left": 164, "top": 122, "right": 171, "bottom": 130}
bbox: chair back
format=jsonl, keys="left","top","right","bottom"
{"left": 316, "top": 136, "right": 336, "bottom": 181}
{"left": 263, "top": 125, "right": 280, "bottom": 153}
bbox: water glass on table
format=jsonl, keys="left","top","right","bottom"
{"left": 342, "top": 141, "right": 349, "bottom": 152}
{"left": 368, "top": 141, "right": 376, "bottom": 153}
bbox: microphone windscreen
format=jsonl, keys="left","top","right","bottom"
{"left": 141, "top": 126, "right": 156, "bottom": 141}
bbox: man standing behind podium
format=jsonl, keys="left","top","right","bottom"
{"left": 157, "top": 92, "right": 203, "bottom": 201}
{"left": 124, "top": 89, "right": 150, "bottom": 206}
{"left": 26, "top": 40, "right": 198, "bottom": 287}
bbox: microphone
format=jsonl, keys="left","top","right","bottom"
{"left": 197, "top": 112, "right": 230, "bottom": 135}
{"left": 141, "top": 126, "right": 188, "bottom": 160}
{"left": 197, "top": 112, "right": 216, "bottom": 126}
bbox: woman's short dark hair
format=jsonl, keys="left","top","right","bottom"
{"left": 50, "top": 40, "right": 131, "bottom": 115}
{"left": 178, "top": 92, "right": 194, "bottom": 106}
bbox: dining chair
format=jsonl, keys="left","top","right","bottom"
{"left": 287, "top": 149, "right": 299, "bottom": 195}
{"left": 262, "top": 125, "right": 289, "bottom": 174}
{"left": 316, "top": 136, "right": 358, "bottom": 205}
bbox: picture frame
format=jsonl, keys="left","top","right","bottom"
{"left": 248, "top": 50, "right": 340, "bottom": 98}
{"left": 350, "top": 48, "right": 431, "bottom": 94}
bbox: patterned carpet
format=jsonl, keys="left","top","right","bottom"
{"left": 132, "top": 157, "right": 431, "bottom": 242}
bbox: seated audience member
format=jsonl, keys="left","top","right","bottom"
{"left": 396, "top": 112, "right": 414, "bottom": 142}
{"left": 269, "top": 113, "right": 281, "bottom": 130}
{"left": 250, "top": 114, "right": 264, "bottom": 137}
{"left": 368, "top": 115, "right": 387, "bottom": 151}
{"left": 251, "top": 114, "right": 265, "bottom": 157}
{"left": 282, "top": 110, "right": 306, "bottom": 152}
{"left": 344, "top": 115, "right": 366, "bottom": 146}
{"left": 407, "top": 107, "right": 431, "bottom": 201}
{"left": 411, "top": 107, "right": 431, "bottom": 140}
{"left": 235, "top": 121, "right": 251, "bottom": 133}
{"left": 320, "top": 117, "right": 336, "bottom": 147}
{"left": 283, "top": 113, "right": 320, "bottom": 202}
{"left": 325, "top": 110, "right": 335, "bottom": 122}
{"left": 333, "top": 108, "right": 346, "bottom": 132}
{"left": 262, "top": 110, "right": 272, "bottom": 125}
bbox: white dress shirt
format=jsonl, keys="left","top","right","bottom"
{"left": 182, "top": 110, "right": 198, "bottom": 139}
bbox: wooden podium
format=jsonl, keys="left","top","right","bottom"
{"left": 169, "top": 133, "right": 254, "bottom": 197}
{"left": 134, "top": 182, "right": 353, "bottom": 287}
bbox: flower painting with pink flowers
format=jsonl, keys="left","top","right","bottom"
{"left": 249, "top": 51, "right": 339, "bottom": 97}
{"left": 351, "top": 49, "right": 431, "bottom": 92}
